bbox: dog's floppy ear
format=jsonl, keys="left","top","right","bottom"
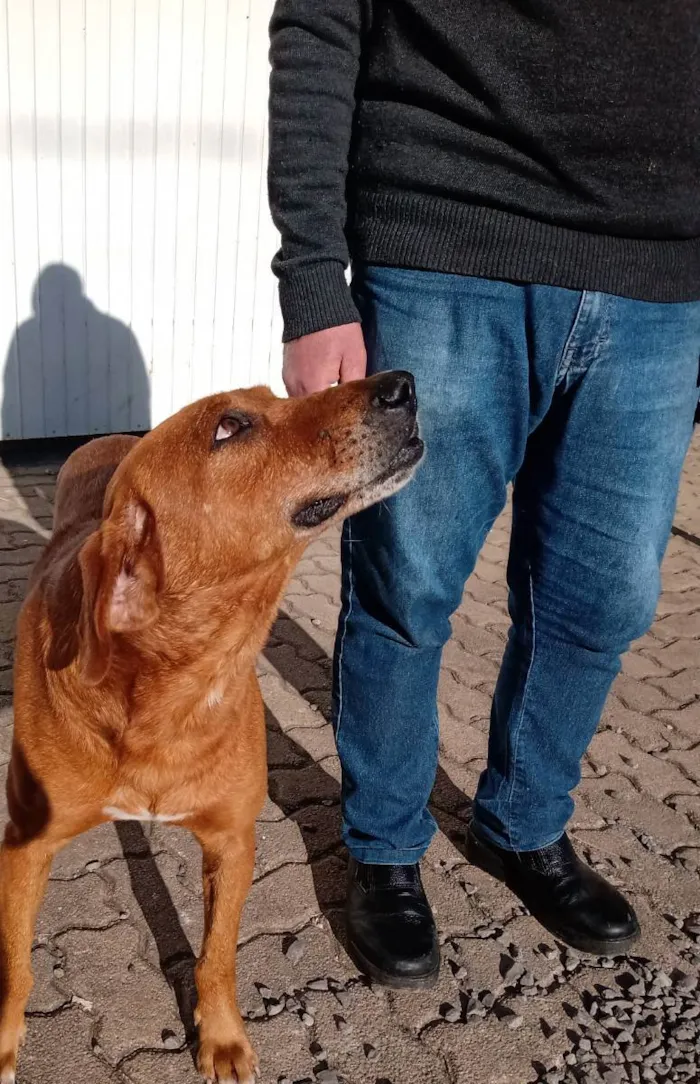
{"left": 77, "top": 498, "right": 161, "bottom": 686}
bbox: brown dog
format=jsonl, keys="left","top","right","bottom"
{"left": 0, "top": 371, "right": 422, "bottom": 1084}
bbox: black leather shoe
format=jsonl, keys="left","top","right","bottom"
{"left": 346, "top": 859, "right": 440, "bottom": 988}
{"left": 467, "top": 824, "right": 640, "bottom": 956}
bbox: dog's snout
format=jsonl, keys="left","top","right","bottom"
{"left": 370, "top": 371, "right": 416, "bottom": 413}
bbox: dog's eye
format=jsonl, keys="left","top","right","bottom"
{"left": 214, "top": 412, "right": 252, "bottom": 445}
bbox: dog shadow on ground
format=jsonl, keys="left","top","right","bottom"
{"left": 115, "top": 821, "right": 200, "bottom": 1046}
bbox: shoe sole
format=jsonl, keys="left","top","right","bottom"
{"left": 346, "top": 936, "right": 440, "bottom": 990}
{"left": 467, "top": 828, "right": 641, "bottom": 958}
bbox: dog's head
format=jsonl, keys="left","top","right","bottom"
{"left": 76, "top": 372, "right": 423, "bottom": 684}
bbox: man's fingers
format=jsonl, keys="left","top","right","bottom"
{"left": 283, "top": 325, "right": 365, "bottom": 396}
{"left": 339, "top": 347, "right": 368, "bottom": 385}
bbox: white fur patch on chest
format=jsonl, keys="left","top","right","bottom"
{"left": 102, "top": 806, "right": 190, "bottom": 823}
{"left": 206, "top": 681, "right": 225, "bottom": 708}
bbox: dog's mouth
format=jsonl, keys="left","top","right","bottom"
{"left": 291, "top": 429, "right": 424, "bottom": 530}
{"left": 292, "top": 494, "right": 347, "bottom": 529}
{"left": 365, "top": 430, "right": 424, "bottom": 489}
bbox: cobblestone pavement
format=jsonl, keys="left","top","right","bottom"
{"left": 0, "top": 433, "right": 698, "bottom": 1084}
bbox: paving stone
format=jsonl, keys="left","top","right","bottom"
{"left": 49, "top": 823, "right": 126, "bottom": 880}
{"left": 309, "top": 983, "right": 451, "bottom": 1084}
{"left": 652, "top": 609, "right": 700, "bottom": 642}
{"left": 450, "top": 616, "right": 507, "bottom": 658}
{"left": 260, "top": 671, "right": 328, "bottom": 731}
{"left": 55, "top": 924, "right": 185, "bottom": 1063}
{"left": 600, "top": 698, "right": 673, "bottom": 754}
{"left": 26, "top": 944, "right": 72, "bottom": 1015}
{"left": 621, "top": 651, "right": 671, "bottom": 682}
{"left": 115, "top": 1047, "right": 202, "bottom": 1082}
{"left": 610, "top": 676, "right": 675, "bottom": 715}
{"left": 587, "top": 730, "right": 700, "bottom": 801}
{"left": 255, "top": 818, "right": 309, "bottom": 878}
{"left": 666, "top": 746, "right": 700, "bottom": 787}
{"left": 284, "top": 723, "right": 338, "bottom": 764}
{"left": 657, "top": 701, "right": 700, "bottom": 743}
{"left": 652, "top": 667, "right": 700, "bottom": 705}
{"left": 442, "top": 639, "right": 501, "bottom": 688}
{"left": 265, "top": 644, "right": 332, "bottom": 696}
{"left": 36, "top": 872, "right": 121, "bottom": 940}
{"left": 241, "top": 863, "right": 322, "bottom": 943}
{"left": 645, "top": 638, "right": 700, "bottom": 672}
{"left": 423, "top": 1011, "right": 568, "bottom": 1084}
{"left": 268, "top": 764, "right": 340, "bottom": 812}
{"left": 289, "top": 803, "right": 344, "bottom": 862}
{"left": 438, "top": 710, "right": 489, "bottom": 765}
{"left": 18, "top": 1007, "right": 116, "bottom": 1083}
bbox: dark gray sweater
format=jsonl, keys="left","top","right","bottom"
{"left": 268, "top": 1, "right": 700, "bottom": 341}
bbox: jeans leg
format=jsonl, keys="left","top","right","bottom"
{"left": 474, "top": 292, "right": 700, "bottom": 851}
{"left": 333, "top": 268, "right": 573, "bottom": 863}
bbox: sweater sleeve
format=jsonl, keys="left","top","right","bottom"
{"left": 268, "top": 0, "right": 366, "bottom": 342}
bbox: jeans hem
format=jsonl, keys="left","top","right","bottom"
{"left": 345, "top": 843, "right": 431, "bottom": 865}
{"left": 471, "top": 814, "right": 565, "bottom": 855}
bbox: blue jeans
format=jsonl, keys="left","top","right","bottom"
{"left": 332, "top": 267, "right": 700, "bottom": 861}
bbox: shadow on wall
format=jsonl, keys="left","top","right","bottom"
{"left": 2, "top": 263, "right": 150, "bottom": 441}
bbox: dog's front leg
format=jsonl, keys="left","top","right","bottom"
{"left": 0, "top": 834, "right": 57, "bottom": 1083}
{"left": 192, "top": 822, "right": 258, "bottom": 1084}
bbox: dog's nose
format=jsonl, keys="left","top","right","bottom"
{"left": 370, "top": 371, "right": 416, "bottom": 412}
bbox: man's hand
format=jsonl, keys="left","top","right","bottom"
{"left": 283, "top": 323, "right": 367, "bottom": 397}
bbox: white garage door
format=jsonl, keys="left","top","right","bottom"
{"left": 0, "top": 0, "right": 283, "bottom": 439}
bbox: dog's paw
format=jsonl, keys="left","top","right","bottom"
{"left": 0, "top": 1018, "right": 25, "bottom": 1083}
{"left": 197, "top": 1026, "right": 259, "bottom": 1084}
{"left": 0, "top": 1047, "right": 18, "bottom": 1084}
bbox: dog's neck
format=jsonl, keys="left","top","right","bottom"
{"left": 36, "top": 544, "right": 303, "bottom": 746}
{"left": 99, "top": 548, "right": 301, "bottom": 730}
{"left": 146, "top": 557, "right": 295, "bottom": 679}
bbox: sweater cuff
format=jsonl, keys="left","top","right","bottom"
{"left": 278, "top": 262, "right": 360, "bottom": 342}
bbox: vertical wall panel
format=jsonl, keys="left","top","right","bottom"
{"left": 189, "top": 0, "right": 229, "bottom": 406}
{"left": 0, "top": 0, "right": 284, "bottom": 439}
{"left": 33, "top": 0, "right": 66, "bottom": 438}
{"left": 170, "top": 0, "right": 207, "bottom": 417}
{"left": 84, "top": 0, "right": 112, "bottom": 435}
{"left": 60, "top": 0, "right": 90, "bottom": 436}
{"left": 0, "top": 1, "right": 21, "bottom": 439}
{"left": 130, "top": 0, "right": 159, "bottom": 432}
{"left": 5, "top": 0, "right": 44, "bottom": 439}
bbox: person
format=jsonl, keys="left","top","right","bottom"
{"left": 268, "top": 1, "right": 700, "bottom": 988}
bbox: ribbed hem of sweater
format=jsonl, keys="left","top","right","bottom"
{"left": 352, "top": 190, "right": 700, "bottom": 305}
{"left": 279, "top": 261, "right": 360, "bottom": 342}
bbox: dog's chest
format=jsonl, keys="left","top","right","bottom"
{"left": 101, "top": 783, "right": 192, "bottom": 824}
{"left": 102, "top": 804, "right": 189, "bottom": 823}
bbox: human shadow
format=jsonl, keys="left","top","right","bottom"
{"left": 2, "top": 263, "right": 150, "bottom": 442}
{"left": 0, "top": 261, "right": 152, "bottom": 699}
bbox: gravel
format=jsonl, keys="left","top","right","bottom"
{"left": 535, "top": 959, "right": 700, "bottom": 1083}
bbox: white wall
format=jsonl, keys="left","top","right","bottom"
{"left": 0, "top": 0, "right": 283, "bottom": 440}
